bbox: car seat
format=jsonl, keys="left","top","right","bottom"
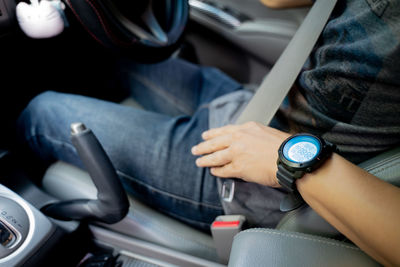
{"left": 42, "top": 145, "right": 400, "bottom": 266}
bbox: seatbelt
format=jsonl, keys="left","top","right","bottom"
{"left": 236, "top": 0, "right": 337, "bottom": 125}
{"left": 222, "top": 0, "right": 338, "bottom": 203}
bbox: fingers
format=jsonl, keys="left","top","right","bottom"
{"left": 202, "top": 122, "right": 263, "bottom": 140}
{"left": 210, "top": 164, "right": 236, "bottom": 178}
{"left": 195, "top": 149, "right": 232, "bottom": 167}
{"left": 201, "top": 124, "right": 239, "bottom": 140}
{"left": 191, "top": 134, "right": 232, "bottom": 155}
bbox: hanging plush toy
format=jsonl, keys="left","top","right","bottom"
{"left": 16, "top": 0, "right": 67, "bottom": 38}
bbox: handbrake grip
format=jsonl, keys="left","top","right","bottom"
{"left": 43, "top": 123, "right": 129, "bottom": 224}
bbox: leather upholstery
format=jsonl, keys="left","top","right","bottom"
{"left": 228, "top": 229, "right": 380, "bottom": 267}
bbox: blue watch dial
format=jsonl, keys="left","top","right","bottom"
{"left": 283, "top": 135, "right": 321, "bottom": 163}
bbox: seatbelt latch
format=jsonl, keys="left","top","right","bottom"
{"left": 211, "top": 215, "right": 246, "bottom": 264}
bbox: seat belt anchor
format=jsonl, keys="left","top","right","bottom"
{"left": 211, "top": 215, "right": 246, "bottom": 264}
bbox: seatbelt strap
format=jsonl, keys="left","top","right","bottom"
{"left": 222, "top": 0, "right": 337, "bottom": 203}
{"left": 235, "top": 0, "right": 337, "bottom": 125}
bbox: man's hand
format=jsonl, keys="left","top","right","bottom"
{"left": 191, "top": 122, "right": 290, "bottom": 187}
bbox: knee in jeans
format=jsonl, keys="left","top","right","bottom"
{"left": 17, "top": 91, "right": 60, "bottom": 137}
{"left": 24, "top": 91, "right": 59, "bottom": 116}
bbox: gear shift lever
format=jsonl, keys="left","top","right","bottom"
{"left": 43, "top": 123, "right": 129, "bottom": 224}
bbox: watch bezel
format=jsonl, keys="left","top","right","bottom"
{"left": 278, "top": 133, "right": 332, "bottom": 172}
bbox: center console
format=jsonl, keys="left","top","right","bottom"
{"left": 0, "top": 184, "right": 55, "bottom": 266}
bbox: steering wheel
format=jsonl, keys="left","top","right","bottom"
{"left": 66, "top": 0, "right": 189, "bottom": 61}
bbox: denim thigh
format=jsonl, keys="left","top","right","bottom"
{"left": 18, "top": 91, "right": 224, "bottom": 230}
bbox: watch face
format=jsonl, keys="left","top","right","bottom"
{"left": 282, "top": 135, "right": 321, "bottom": 163}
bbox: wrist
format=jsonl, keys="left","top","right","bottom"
{"left": 296, "top": 153, "right": 338, "bottom": 200}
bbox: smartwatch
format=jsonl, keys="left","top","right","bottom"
{"left": 276, "top": 133, "right": 335, "bottom": 212}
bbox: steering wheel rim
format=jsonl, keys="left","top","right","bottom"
{"left": 66, "top": 0, "right": 189, "bottom": 61}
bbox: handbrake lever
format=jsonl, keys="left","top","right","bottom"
{"left": 43, "top": 123, "right": 129, "bottom": 224}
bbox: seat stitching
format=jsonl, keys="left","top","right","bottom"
{"left": 363, "top": 154, "right": 400, "bottom": 171}
{"left": 238, "top": 229, "right": 360, "bottom": 251}
{"left": 369, "top": 161, "right": 400, "bottom": 177}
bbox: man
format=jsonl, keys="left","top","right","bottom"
{"left": 18, "top": 0, "right": 400, "bottom": 234}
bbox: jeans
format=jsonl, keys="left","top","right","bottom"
{"left": 17, "top": 58, "right": 244, "bottom": 230}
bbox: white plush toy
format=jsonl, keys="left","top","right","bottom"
{"left": 16, "top": 0, "right": 66, "bottom": 39}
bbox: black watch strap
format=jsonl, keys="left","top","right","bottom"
{"left": 276, "top": 164, "right": 306, "bottom": 212}
{"left": 276, "top": 164, "right": 304, "bottom": 193}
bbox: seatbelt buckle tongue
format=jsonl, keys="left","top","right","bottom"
{"left": 211, "top": 215, "right": 246, "bottom": 264}
{"left": 221, "top": 180, "right": 235, "bottom": 202}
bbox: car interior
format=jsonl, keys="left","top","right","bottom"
{"left": 0, "top": 0, "right": 399, "bottom": 266}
